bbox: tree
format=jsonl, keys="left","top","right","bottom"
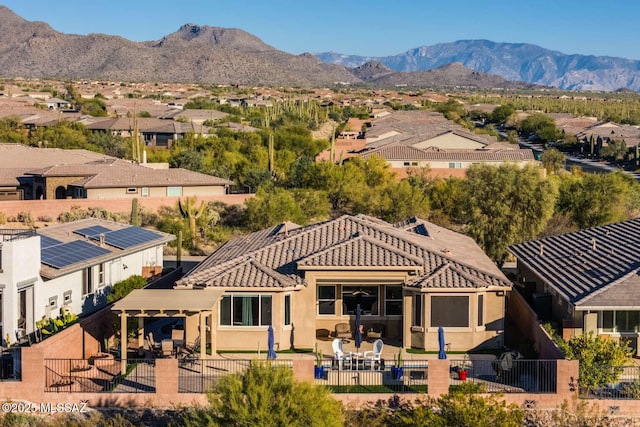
{"left": 518, "top": 113, "right": 561, "bottom": 143}
{"left": 170, "top": 150, "right": 205, "bottom": 172}
{"left": 465, "top": 164, "right": 557, "bottom": 267}
{"left": 599, "top": 139, "right": 628, "bottom": 161}
{"left": 556, "top": 171, "right": 640, "bottom": 229}
{"left": 244, "top": 187, "right": 306, "bottom": 230}
{"left": 489, "top": 104, "right": 515, "bottom": 125}
{"left": 551, "top": 331, "right": 632, "bottom": 390}
{"left": 540, "top": 148, "right": 566, "bottom": 174}
{"left": 184, "top": 363, "right": 344, "bottom": 427}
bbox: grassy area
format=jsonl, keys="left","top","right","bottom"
{"left": 406, "top": 348, "right": 467, "bottom": 355}
{"left": 324, "top": 384, "right": 428, "bottom": 394}
{"left": 216, "top": 348, "right": 314, "bottom": 354}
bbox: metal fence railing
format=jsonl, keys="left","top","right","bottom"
{"left": 178, "top": 358, "right": 293, "bottom": 393}
{"left": 45, "top": 358, "right": 155, "bottom": 393}
{"left": 448, "top": 358, "right": 557, "bottom": 393}
{"left": 0, "top": 348, "right": 21, "bottom": 381}
{"left": 580, "top": 365, "right": 640, "bottom": 400}
{"left": 313, "top": 360, "right": 429, "bottom": 394}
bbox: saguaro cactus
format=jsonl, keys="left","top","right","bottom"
{"left": 130, "top": 198, "right": 140, "bottom": 226}
{"left": 178, "top": 196, "right": 207, "bottom": 247}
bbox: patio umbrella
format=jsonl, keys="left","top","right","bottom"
{"left": 438, "top": 326, "right": 447, "bottom": 360}
{"left": 355, "top": 304, "right": 363, "bottom": 351}
{"left": 267, "top": 325, "right": 277, "bottom": 360}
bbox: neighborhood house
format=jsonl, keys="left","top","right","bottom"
{"left": 0, "top": 218, "right": 174, "bottom": 346}
{"left": 123, "top": 215, "right": 513, "bottom": 356}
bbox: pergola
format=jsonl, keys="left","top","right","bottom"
{"left": 111, "top": 288, "right": 223, "bottom": 374}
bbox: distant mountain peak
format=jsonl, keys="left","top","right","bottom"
{"left": 158, "top": 23, "right": 275, "bottom": 52}
{"left": 316, "top": 40, "right": 640, "bottom": 91}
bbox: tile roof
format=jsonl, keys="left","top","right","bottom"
{"left": 359, "top": 143, "right": 535, "bottom": 162}
{"left": 25, "top": 159, "right": 233, "bottom": 188}
{"left": 0, "top": 143, "right": 115, "bottom": 169}
{"left": 177, "top": 215, "right": 511, "bottom": 291}
{"left": 509, "top": 218, "right": 640, "bottom": 308}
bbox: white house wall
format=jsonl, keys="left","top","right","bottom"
{"left": 1, "top": 235, "right": 165, "bottom": 345}
{"left": 0, "top": 236, "right": 41, "bottom": 344}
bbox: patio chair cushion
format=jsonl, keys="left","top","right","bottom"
{"left": 334, "top": 323, "right": 351, "bottom": 339}
{"left": 367, "top": 323, "right": 385, "bottom": 340}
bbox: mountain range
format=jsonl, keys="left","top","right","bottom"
{"left": 0, "top": 6, "right": 638, "bottom": 91}
{"left": 316, "top": 40, "right": 640, "bottom": 92}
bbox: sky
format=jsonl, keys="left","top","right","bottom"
{"left": 3, "top": 0, "right": 640, "bottom": 60}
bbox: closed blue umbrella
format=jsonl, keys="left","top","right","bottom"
{"left": 267, "top": 325, "right": 277, "bottom": 360}
{"left": 438, "top": 326, "right": 447, "bottom": 360}
{"left": 355, "top": 304, "right": 363, "bottom": 351}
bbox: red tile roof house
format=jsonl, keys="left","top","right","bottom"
{"left": 133, "top": 214, "right": 513, "bottom": 356}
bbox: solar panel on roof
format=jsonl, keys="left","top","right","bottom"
{"left": 39, "top": 235, "right": 62, "bottom": 249}
{"left": 74, "top": 225, "right": 112, "bottom": 238}
{"left": 41, "top": 240, "right": 111, "bottom": 269}
{"left": 101, "top": 227, "right": 163, "bottom": 250}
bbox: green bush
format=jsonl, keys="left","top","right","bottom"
{"left": 551, "top": 330, "right": 632, "bottom": 389}
{"left": 345, "top": 387, "right": 523, "bottom": 427}
{"left": 183, "top": 363, "right": 344, "bottom": 427}
{"left": 107, "top": 275, "right": 147, "bottom": 304}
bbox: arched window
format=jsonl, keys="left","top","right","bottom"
{"left": 55, "top": 186, "right": 67, "bottom": 199}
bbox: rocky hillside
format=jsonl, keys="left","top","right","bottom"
{"left": 351, "top": 62, "right": 541, "bottom": 90}
{"left": 317, "top": 40, "right": 640, "bottom": 92}
{"left": 0, "top": 7, "right": 358, "bottom": 86}
{"left": 0, "top": 7, "right": 540, "bottom": 90}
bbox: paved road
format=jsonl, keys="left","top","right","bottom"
{"left": 518, "top": 140, "right": 640, "bottom": 180}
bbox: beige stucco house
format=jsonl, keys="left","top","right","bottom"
{"left": 155, "top": 215, "right": 511, "bottom": 354}
{"left": 25, "top": 158, "right": 232, "bottom": 200}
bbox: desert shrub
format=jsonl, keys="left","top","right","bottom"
{"left": 0, "top": 211, "right": 5, "bottom": 225}
{"left": 16, "top": 211, "right": 34, "bottom": 226}
{"left": 107, "top": 275, "right": 147, "bottom": 304}
{"left": 183, "top": 363, "right": 344, "bottom": 427}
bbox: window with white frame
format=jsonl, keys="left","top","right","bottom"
{"left": 167, "top": 186, "right": 183, "bottom": 197}
{"left": 220, "top": 294, "right": 272, "bottom": 326}
{"left": 385, "top": 285, "right": 403, "bottom": 316}
{"left": 98, "top": 264, "right": 105, "bottom": 287}
{"left": 317, "top": 285, "right": 336, "bottom": 315}
{"left": 63, "top": 290, "right": 72, "bottom": 305}
{"left": 342, "top": 286, "right": 379, "bottom": 315}
{"left": 83, "top": 267, "right": 94, "bottom": 296}
{"left": 600, "top": 310, "right": 640, "bottom": 333}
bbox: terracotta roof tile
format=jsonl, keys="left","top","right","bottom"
{"left": 178, "top": 214, "right": 511, "bottom": 290}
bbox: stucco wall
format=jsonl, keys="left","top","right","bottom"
{"left": 0, "top": 194, "right": 252, "bottom": 220}
{"left": 85, "top": 185, "right": 226, "bottom": 199}
{"left": 413, "top": 133, "right": 487, "bottom": 150}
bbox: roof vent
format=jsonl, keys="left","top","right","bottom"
{"left": 99, "top": 233, "right": 105, "bottom": 247}
{"left": 592, "top": 238, "right": 597, "bottom": 250}
{"left": 441, "top": 248, "right": 452, "bottom": 256}
{"left": 539, "top": 244, "right": 544, "bottom": 256}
